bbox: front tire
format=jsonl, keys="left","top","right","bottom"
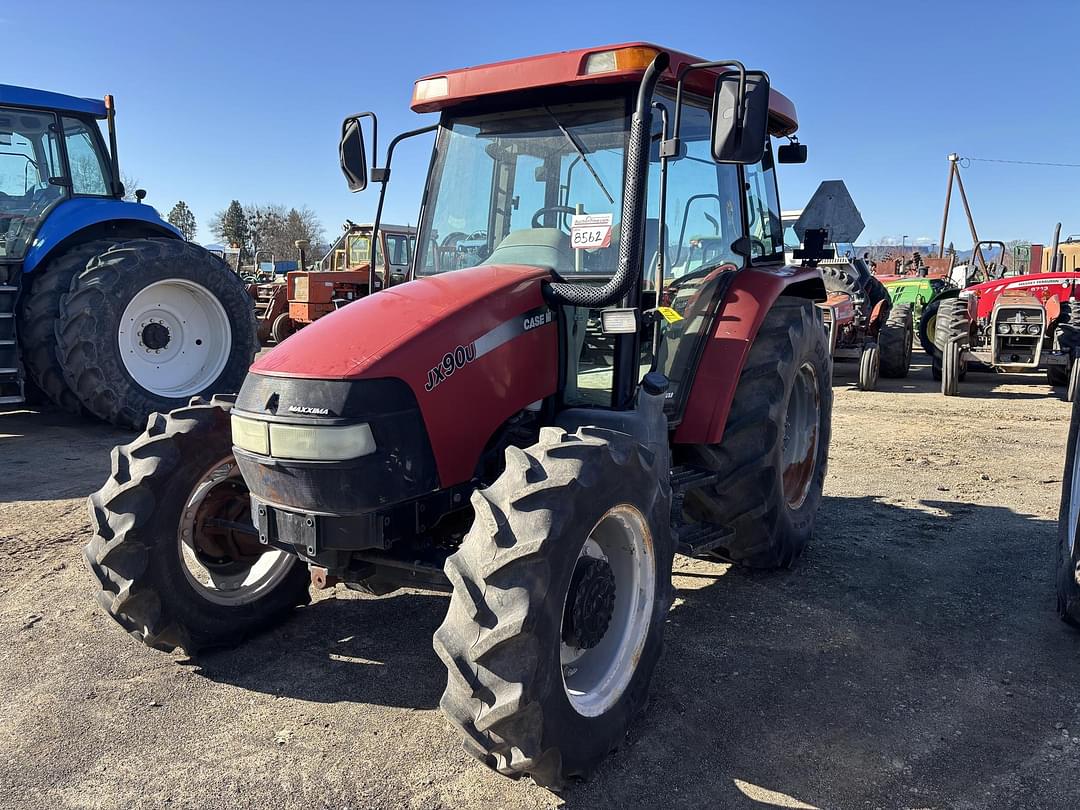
{"left": 84, "top": 397, "right": 310, "bottom": 653}
{"left": 434, "top": 427, "right": 673, "bottom": 789}
{"left": 942, "top": 340, "right": 962, "bottom": 396}
{"left": 676, "top": 297, "right": 832, "bottom": 569}
{"left": 56, "top": 238, "right": 258, "bottom": 428}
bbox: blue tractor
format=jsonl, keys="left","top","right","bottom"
{"left": 0, "top": 85, "right": 256, "bottom": 427}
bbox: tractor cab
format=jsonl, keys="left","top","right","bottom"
{"left": 0, "top": 87, "right": 118, "bottom": 262}
{"left": 339, "top": 44, "right": 806, "bottom": 414}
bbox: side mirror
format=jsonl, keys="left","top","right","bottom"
{"left": 777, "top": 143, "right": 807, "bottom": 164}
{"left": 339, "top": 117, "right": 368, "bottom": 192}
{"left": 711, "top": 70, "right": 770, "bottom": 164}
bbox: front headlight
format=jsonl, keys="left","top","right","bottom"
{"left": 231, "top": 414, "right": 269, "bottom": 455}
{"left": 268, "top": 423, "right": 376, "bottom": 461}
{"left": 232, "top": 414, "right": 376, "bottom": 461}
{"left": 998, "top": 323, "right": 1012, "bottom": 334}
{"left": 1027, "top": 324, "right": 1041, "bottom": 335}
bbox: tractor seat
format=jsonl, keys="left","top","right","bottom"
{"left": 482, "top": 228, "right": 574, "bottom": 274}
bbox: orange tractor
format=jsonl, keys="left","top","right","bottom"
{"left": 258, "top": 223, "right": 416, "bottom": 343}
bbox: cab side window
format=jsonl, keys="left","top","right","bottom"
{"left": 743, "top": 144, "right": 783, "bottom": 262}
{"left": 63, "top": 117, "right": 109, "bottom": 196}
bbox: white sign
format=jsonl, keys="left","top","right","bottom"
{"left": 570, "top": 213, "right": 613, "bottom": 250}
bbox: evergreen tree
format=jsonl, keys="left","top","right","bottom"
{"left": 167, "top": 201, "right": 198, "bottom": 241}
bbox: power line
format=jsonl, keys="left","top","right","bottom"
{"left": 963, "top": 155, "right": 1080, "bottom": 169}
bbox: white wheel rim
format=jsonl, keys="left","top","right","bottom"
{"left": 560, "top": 505, "right": 655, "bottom": 717}
{"left": 118, "top": 279, "right": 232, "bottom": 398}
{"left": 177, "top": 457, "right": 296, "bottom": 606}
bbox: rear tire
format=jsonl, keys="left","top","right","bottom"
{"left": 933, "top": 297, "right": 972, "bottom": 354}
{"left": 434, "top": 427, "right": 673, "bottom": 789}
{"left": 17, "top": 240, "right": 114, "bottom": 414}
{"left": 821, "top": 263, "right": 891, "bottom": 316}
{"left": 56, "top": 238, "right": 258, "bottom": 428}
{"left": 1058, "top": 393, "right": 1080, "bottom": 629}
{"left": 879, "top": 303, "right": 912, "bottom": 378}
{"left": 918, "top": 298, "right": 941, "bottom": 357}
{"left": 676, "top": 297, "right": 832, "bottom": 569}
{"left": 84, "top": 397, "right": 310, "bottom": 654}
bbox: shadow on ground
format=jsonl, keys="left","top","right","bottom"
{"left": 193, "top": 493, "right": 1080, "bottom": 808}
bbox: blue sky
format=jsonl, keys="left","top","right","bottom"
{"left": 3, "top": 0, "right": 1078, "bottom": 248}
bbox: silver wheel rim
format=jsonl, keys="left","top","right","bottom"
{"left": 783, "top": 362, "right": 820, "bottom": 509}
{"left": 119, "top": 279, "right": 232, "bottom": 398}
{"left": 177, "top": 456, "right": 296, "bottom": 606}
{"left": 561, "top": 505, "right": 655, "bottom": 717}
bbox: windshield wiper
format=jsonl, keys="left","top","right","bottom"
{"left": 543, "top": 106, "right": 613, "bottom": 205}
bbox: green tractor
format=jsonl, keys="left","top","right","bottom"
{"left": 882, "top": 275, "right": 956, "bottom": 357}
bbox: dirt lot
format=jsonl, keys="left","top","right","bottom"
{"left": 2, "top": 358, "right": 1080, "bottom": 810}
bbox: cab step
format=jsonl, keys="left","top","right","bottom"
{"left": 669, "top": 464, "right": 731, "bottom": 557}
{"left": 0, "top": 279, "right": 25, "bottom": 406}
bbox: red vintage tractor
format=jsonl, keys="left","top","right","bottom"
{"left": 934, "top": 269, "right": 1080, "bottom": 398}
{"left": 85, "top": 44, "right": 834, "bottom": 788}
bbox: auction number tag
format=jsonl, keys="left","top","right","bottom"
{"left": 656, "top": 306, "right": 683, "bottom": 324}
{"left": 570, "top": 213, "right": 613, "bottom": 250}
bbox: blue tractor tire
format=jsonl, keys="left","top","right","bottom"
{"left": 18, "top": 240, "right": 116, "bottom": 413}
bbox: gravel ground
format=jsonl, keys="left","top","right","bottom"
{"left": 2, "top": 358, "right": 1080, "bottom": 810}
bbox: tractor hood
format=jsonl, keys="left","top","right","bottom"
{"left": 247, "top": 264, "right": 560, "bottom": 486}
{"left": 965, "top": 272, "right": 1080, "bottom": 319}
{"left": 253, "top": 264, "right": 554, "bottom": 381}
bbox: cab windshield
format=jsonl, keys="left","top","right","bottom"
{"left": 0, "top": 107, "right": 111, "bottom": 260}
{"left": 416, "top": 99, "right": 629, "bottom": 276}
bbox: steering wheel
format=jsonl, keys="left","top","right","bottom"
{"left": 531, "top": 205, "right": 579, "bottom": 231}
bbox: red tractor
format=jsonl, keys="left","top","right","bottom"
{"left": 934, "top": 269, "right": 1080, "bottom": 398}
{"left": 85, "top": 44, "right": 833, "bottom": 788}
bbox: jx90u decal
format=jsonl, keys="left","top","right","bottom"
{"left": 425, "top": 343, "right": 477, "bottom": 392}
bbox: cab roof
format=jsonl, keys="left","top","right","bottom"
{"left": 0, "top": 84, "right": 107, "bottom": 119}
{"left": 411, "top": 42, "right": 798, "bottom": 136}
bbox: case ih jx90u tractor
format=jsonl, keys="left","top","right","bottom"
{"left": 0, "top": 85, "right": 256, "bottom": 426}
{"left": 86, "top": 44, "right": 834, "bottom": 787}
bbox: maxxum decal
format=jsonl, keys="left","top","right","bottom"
{"left": 423, "top": 306, "right": 554, "bottom": 393}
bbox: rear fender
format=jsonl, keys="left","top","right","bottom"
{"left": 674, "top": 265, "right": 825, "bottom": 446}
{"left": 23, "top": 198, "right": 179, "bottom": 273}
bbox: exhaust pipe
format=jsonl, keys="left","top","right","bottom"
{"left": 545, "top": 52, "right": 670, "bottom": 308}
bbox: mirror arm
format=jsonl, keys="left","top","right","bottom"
{"left": 341, "top": 111, "right": 379, "bottom": 178}
{"left": 665, "top": 60, "right": 746, "bottom": 154}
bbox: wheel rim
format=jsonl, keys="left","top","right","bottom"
{"left": 926, "top": 313, "right": 937, "bottom": 346}
{"left": 118, "top": 280, "right": 232, "bottom": 398}
{"left": 1070, "top": 439, "right": 1080, "bottom": 557}
{"left": 560, "top": 505, "right": 655, "bottom": 717}
{"left": 782, "top": 362, "right": 820, "bottom": 509}
{"left": 177, "top": 456, "right": 296, "bottom": 606}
